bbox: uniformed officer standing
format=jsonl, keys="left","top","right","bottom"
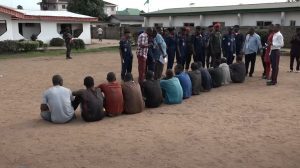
{"left": 63, "top": 27, "right": 73, "bottom": 59}
{"left": 222, "top": 27, "right": 236, "bottom": 65}
{"left": 120, "top": 30, "right": 133, "bottom": 80}
{"left": 193, "top": 26, "right": 205, "bottom": 67}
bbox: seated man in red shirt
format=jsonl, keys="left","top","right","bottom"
{"left": 98, "top": 72, "right": 124, "bottom": 117}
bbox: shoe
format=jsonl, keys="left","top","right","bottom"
{"left": 249, "top": 74, "right": 253, "bottom": 77}
{"left": 66, "top": 57, "right": 72, "bottom": 59}
{"left": 266, "top": 81, "right": 276, "bottom": 86}
{"left": 288, "top": 70, "right": 293, "bottom": 72}
{"left": 295, "top": 70, "right": 300, "bottom": 73}
{"left": 262, "top": 75, "right": 267, "bottom": 79}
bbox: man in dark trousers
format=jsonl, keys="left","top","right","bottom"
{"left": 63, "top": 27, "right": 73, "bottom": 59}
{"left": 233, "top": 25, "right": 244, "bottom": 57}
{"left": 184, "top": 27, "right": 195, "bottom": 71}
{"left": 193, "top": 26, "right": 205, "bottom": 67}
{"left": 165, "top": 27, "right": 177, "bottom": 69}
{"left": 206, "top": 25, "right": 214, "bottom": 68}
{"left": 290, "top": 28, "right": 300, "bottom": 72}
{"left": 267, "top": 24, "right": 284, "bottom": 86}
{"left": 210, "top": 23, "right": 223, "bottom": 68}
{"left": 222, "top": 27, "right": 236, "bottom": 65}
{"left": 120, "top": 29, "right": 133, "bottom": 80}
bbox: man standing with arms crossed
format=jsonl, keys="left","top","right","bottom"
{"left": 137, "top": 28, "right": 152, "bottom": 85}
{"left": 267, "top": 24, "right": 284, "bottom": 86}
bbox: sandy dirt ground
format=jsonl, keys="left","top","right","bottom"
{"left": 0, "top": 51, "right": 299, "bottom": 168}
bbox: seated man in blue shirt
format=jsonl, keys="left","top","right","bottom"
{"left": 174, "top": 64, "right": 192, "bottom": 99}
{"left": 160, "top": 69, "right": 183, "bottom": 104}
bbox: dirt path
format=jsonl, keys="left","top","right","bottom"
{"left": 0, "top": 52, "right": 299, "bottom": 168}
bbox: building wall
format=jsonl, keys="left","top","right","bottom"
{"left": 104, "top": 6, "right": 117, "bottom": 16}
{"left": 173, "top": 16, "right": 200, "bottom": 27}
{"left": 78, "top": 22, "right": 92, "bottom": 44}
{"left": 203, "top": 14, "right": 238, "bottom": 26}
{"left": 120, "top": 21, "right": 144, "bottom": 27}
{"left": 241, "top": 12, "right": 281, "bottom": 26}
{"left": 0, "top": 14, "right": 13, "bottom": 41}
{"left": 148, "top": 17, "right": 169, "bottom": 27}
{"left": 285, "top": 12, "right": 300, "bottom": 26}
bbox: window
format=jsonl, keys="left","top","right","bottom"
{"left": 183, "top": 23, "right": 195, "bottom": 27}
{"left": 154, "top": 23, "right": 163, "bottom": 27}
{"left": 0, "top": 20, "right": 7, "bottom": 36}
{"left": 290, "top": 20, "right": 296, "bottom": 26}
{"left": 257, "top": 21, "right": 272, "bottom": 28}
{"left": 62, "top": 5, "right": 66, "bottom": 9}
{"left": 111, "top": 7, "right": 115, "bottom": 11}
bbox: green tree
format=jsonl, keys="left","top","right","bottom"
{"left": 67, "top": 0, "right": 106, "bottom": 20}
{"left": 17, "top": 5, "right": 23, "bottom": 9}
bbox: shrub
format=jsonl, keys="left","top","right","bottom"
{"left": 18, "top": 41, "right": 39, "bottom": 52}
{"left": 31, "top": 34, "right": 38, "bottom": 41}
{"left": 0, "top": 40, "right": 20, "bottom": 53}
{"left": 71, "top": 39, "right": 85, "bottom": 49}
{"left": 36, "top": 40, "right": 44, "bottom": 48}
{"left": 50, "top": 37, "right": 64, "bottom": 47}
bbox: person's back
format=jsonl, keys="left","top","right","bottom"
{"left": 188, "top": 63, "right": 202, "bottom": 95}
{"left": 99, "top": 82, "right": 123, "bottom": 116}
{"left": 230, "top": 59, "right": 246, "bottom": 83}
{"left": 122, "top": 74, "right": 144, "bottom": 114}
{"left": 174, "top": 64, "right": 192, "bottom": 99}
{"left": 199, "top": 67, "right": 212, "bottom": 91}
{"left": 80, "top": 88, "right": 105, "bottom": 122}
{"left": 219, "top": 62, "right": 231, "bottom": 85}
{"left": 160, "top": 77, "right": 183, "bottom": 104}
{"left": 41, "top": 75, "right": 75, "bottom": 124}
{"left": 209, "top": 67, "right": 223, "bottom": 88}
{"left": 143, "top": 71, "right": 163, "bottom": 108}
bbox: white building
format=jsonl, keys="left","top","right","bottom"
{"left": 0, "top": 5, "right": 97, "bottom": 44}
{"left": 142, "top": 2, "right": 300, "bottom": 27}
{"left": 109, "top": 15, "right": 144, "bottom": 27}
{"left": 104, "top": 1, "right": 117, "bottom": 16}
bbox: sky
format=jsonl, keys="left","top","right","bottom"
{"left": 0, "top": 0, "right": 286, "bottom": 12}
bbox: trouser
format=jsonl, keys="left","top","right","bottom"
{"left": 270, "top": 49, "right": 280, "bottom": 84}
{"left": 206, "top": 49, "right": 212, "bottom": 68}
{"left": 185, "top": 51, "right": 193, "bottom": 70}
{"left": 265, "top": 62, "right": 271, "bottom": 79}
{"left": 245, "top": 52, "right": 257, "bottom": 75}
{"left": 261, "top": 49, "right": 267, "bottom": 76}
{"left": 290, "top": 53, "right": 300, "bottom": 71}
{"left": 195, "top": 51, "right": 205, "bottom": 68}
{"left": 66, "top": 41, "right": 71, "bottom": 58}
{"left": 121, "top": 57, "right": 133, "bottom": 80}
{"left": 40, "top": 111, "right": 75, "bottom": 123}
{"left": 147, "top": 53, "right": 155, "bottom": 72}
{"left": 167, "top": 48, "right": 176, "bottom": 69}
{"left": 154, "top": 61, "right": 164, "bottom": 80}
{"left": 138, "top": 56, "right": 147, "bottom": 85}
{"left": 224, "top": 52, "right": 234, "bottom": 65}
{"left": 98, "top": 34, "right": 102, "bottom": 41}
{"left": 212, "top": 52, "right": 221, "bottom": 67}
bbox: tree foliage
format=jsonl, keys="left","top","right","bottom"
{"left": 17, "top": 5, "right": 23, "bottom": 9}
{"left": 67, "top": 0, "right": 106, "bottom": 20}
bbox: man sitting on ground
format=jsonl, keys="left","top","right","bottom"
{"left": 198, "top": 62, "right": 212, "bottom": 92}
{"left": 142, "top": 71, "right": 163, "bottom": 108}
{"left": 174, "top": 64, "right": 192, "bottom": 99}
{"left": 160, "top": 69, "right": 183, "bottom": 104}
{"left": 72, "top": 76, "right": 105, "bottom": 122}
{"left": 230, "top": 55, "right": 246, "bottom": 83}
{"left": 122, "top": 73, "right": 144, "bottom": 114}
{"left": 219, "top": 57, "right": 231, "bottom": 85}
{"left": 209, "top": 60, "right": 224, "bottom": 88}
{"left": 188, "top": 63, "right": 202, "bottom": 95}
{"left": 40, "top": 75, "right": 75, "bottom": 123}
{"left": 98, "top": 72, "right": 124, "bottom": 117}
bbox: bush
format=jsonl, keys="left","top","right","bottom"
{"left": 36, "top": 40, "right": 44, "bottom": 48}
{"left": 50, "top": 38, "right": 64, "bottom": 47}
{"left": 18, "top": 41, "right": 39, "bottom": 52}
{"left": 0, "top": 40, "right": 19, "bottom": 53}
{"left": 31, "top": 34, "right": 38, "bottom": 41}
{"left": 71, "top": 39, "right": 85, "bottom": 49}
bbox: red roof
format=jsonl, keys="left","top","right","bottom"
{"left": 0, "top": 5, "right": 98, "bottom": 22}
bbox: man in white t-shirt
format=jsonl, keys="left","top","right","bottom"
{"left": 97, "top": 27, "right": 103, "bottom": 42}
{"left": 40, "top": 75, "right": 75, "bottom": 123}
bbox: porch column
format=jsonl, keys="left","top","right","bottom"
{"left": 237, "top": 13, "right": 241, "bottom": 26}
{"left": 169, "top": 16, "right": 173, "bottom": 27}
{"left": 281, "top": 12, "right": 285, "bottom": 26}
{"left": 144, "top": 17, "right": 149, "bottom": 27}
{"left": 199, "top": 14, "right": 204, "bottom": 26}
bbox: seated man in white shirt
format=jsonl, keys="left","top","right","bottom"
{"left": 40, "top": 75, "right": 75, "bottom": 123}
{"left": 219, "top": 57, "right": 231, "bottom": 85}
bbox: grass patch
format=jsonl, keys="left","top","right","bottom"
{"left": 0, "top": 46, "right": 119, "bottom": 60}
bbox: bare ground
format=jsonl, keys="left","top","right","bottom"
{"left": 0, "top": 51, "right": 299, "bottom": 168}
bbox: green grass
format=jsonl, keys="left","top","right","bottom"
{"left": 0, "top": 46, "right": 119, "bottom": 60}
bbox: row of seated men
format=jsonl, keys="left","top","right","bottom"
{"left": 40, "top": 56, "right": 246, "bottom": 123}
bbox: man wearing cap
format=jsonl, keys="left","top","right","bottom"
{"left": 165, "top": 27, "right": 177, "bottom": 69}
{"left": 209, "top": 23, "right": 223, "bottom": 68}
{"left": 206, "top": 25, "right": 214, "bottom": 68}
{"left": 222, "top": 27, "right": 236, "bottom": 65}
{"left": 233, "top": 25, "right": 245, "bottom": 57}
{"left": 193, "top": 26, "right": 205, "bottom": 67}
{"left": 120, "top": 29, "right": 133, "bottom": 80}
{"left": 185, "top": 27, "right": 195, "bottom": 71}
